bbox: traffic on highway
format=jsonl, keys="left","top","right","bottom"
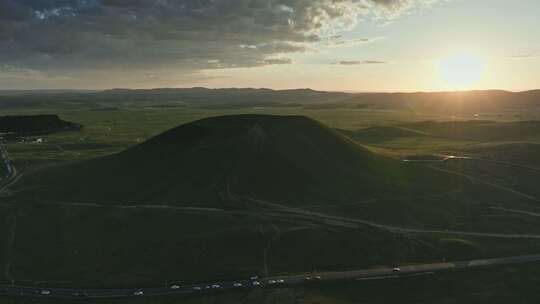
{"left": 1, "top": 254, "right": 540, "bottom": 299}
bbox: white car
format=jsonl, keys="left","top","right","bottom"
{"left": 193, "top": 286, "right": 202, "bottom": 291}
{"left": 250, "top": 276, "right": 259, "bottom": 280}
{"left": 40, "top": 290, "right": 51, "bottom": 296}
{"left": 315, "top": 275, "right": 322, "bottom": 280}
{"left": 133, "top": 291, "right": 144, "bottom": 296}
{"left": 211, "top": 284, "right": 221, "bottom": 289}
{"left": 392, "top": 267, "right": 401, "bottom": 273}
{"left": 304, "top": 276, "right": 312, "bottom": 280}
{"left": 277, "top": 279, "right": 285, "bottom": 283}
{"left": 252, "top": 281, "right": 261, "bottom": 286}
{"left": 268, "top": 280, "right": 277, "bottom": 284}
{"left": 233, "top": 283, "right": 243, "bottom": 287}
{"left": 170, "top": 285, "right": 181, "bottom": 289}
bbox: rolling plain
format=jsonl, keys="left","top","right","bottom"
{"left": 1, "top": 89, "right": 540, "bottom": 303}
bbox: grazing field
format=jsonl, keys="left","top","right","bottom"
{"left": 0, "top": 155, "right": 6, "bottom": 180}
{"left": 1, "top": 105, "right": 537, "bottom": 171}
{"left": 1, "top": 102, "right": 540, "bottom": 302}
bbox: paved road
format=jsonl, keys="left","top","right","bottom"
{"left": 491, "top": 206, "right": 540, "bottom": 218}
{"left": 234, "top": 195, "right": 540, "bottom": 239}
{"left": 429, "top": 166, "right": 538, "bottom": 201}
{"left": 402, "top": 154, "right": 471, "bottom": 163}
{"left": 402, "top": 154, "right": 540, "bottom": 202}
{"left": 0, "top": 143, "right": 18, "bottom": 193}
{"left": 1, "top": 254, "right": 540, "bottom": 299}
{"left": 403, "top": 153, "right": 540, "bottom": 175}
{"left": 0, "top": 144, "right": 14, "bottom": 179}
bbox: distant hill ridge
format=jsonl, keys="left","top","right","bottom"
{"left": 1, "top": 87, "right": 539, "bottom": 112}
{"left": 344, "top": 90, "right": 540, "bottom": 112}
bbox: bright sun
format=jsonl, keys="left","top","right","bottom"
{"left": 439, "top": 52, "right": 486, "bottom": 90}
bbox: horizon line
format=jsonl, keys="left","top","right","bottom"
{"left": 1, "top": 87, "right": 539, "bottom": 95}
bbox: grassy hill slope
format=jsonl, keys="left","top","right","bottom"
{"left": 18, "top": 115, "right": 424, "bottom": 206}
{"left": 15, "top": 115, "right": 536, "bottom": 230}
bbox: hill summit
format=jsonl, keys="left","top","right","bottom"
{"left": 20, "top": 115, "right": 410, "bottom": 206}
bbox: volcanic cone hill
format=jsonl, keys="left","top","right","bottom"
{"left": 18, "top": 115, "right": 452, "bottom": 207}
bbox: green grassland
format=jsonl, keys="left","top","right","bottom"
{"left": 2, "top": 102, "right": 540, "bottom": 303}
{"left": 4, "top": 203, "right": 540, "bottom": 289}
{"left": 11, "top": 115, "right": 539, "bottom": 234}
{"left": 461, "top": 142, "right": 540, "bottom": 170}
{"left": 1, "top": 104, "right": 538, "bottom": 171}
{"left": 0, "top": 158, "right": 6, "bottom": 180}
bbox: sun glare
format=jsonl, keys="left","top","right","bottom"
{"left": 439, "top": 52, "right": 486, "bottom": 90}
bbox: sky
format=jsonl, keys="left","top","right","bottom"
{"left": 0, "top": 0, "right": 539, "bottom": 92}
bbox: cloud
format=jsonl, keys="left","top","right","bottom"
{"left": 325, "top": 36, "right": 385, "bottom": 48}
{"left": 0, "top": 64, "right": 52, "bottom": 80}
{"left": 371, "top": 0, "right": 440, "bottom": 19}
{"left": 259, "top": 58, "right": 293, "bottom": 65}
{"left": 0, "top": 64, "right": 72, "bottom": 89}
{"left": 335, "top": 60, "right": 388, "bottom": 65}
{"left": 0, "top": 0, "right": 442, "bottom": 85}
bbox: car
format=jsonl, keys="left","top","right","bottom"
{"left": 304, "top": 276, "right": 312, "bottom": 280}
{"left": 268, "top": 280, "right": 277, "bottom": 284}
{"left": 314, "top": 275, "right": 322, "bottom": 280}
{"left": 233, "top": 283, "right": 243, "bottom": 287}
{"left": 277, "top": 279, "right": 285, "bottom": 283}
{"left": 193, "top": 286, "right": 202, "bottom": 291}
{"left": 170, "top": 285, "right": 181, "bottom": 289}
{"left": 71, "top": 292, "right": 88, "bottom": 297}
{"left": 211, "top": 284, "right": 221, "bottom": 289}
{"left": 40, "top": 290, "right": 51, "bottom": 296}
{"left": 250, "top": 275, "right": 259, "bottom": 280}
{"left": 252, "top": 281, "right": 261, "bottom": 286}
{"left": 392, "top": 267, "right": 401, "bottom": 273}
{"left": 133, "top": 290, "right": 144, "bottom": 296}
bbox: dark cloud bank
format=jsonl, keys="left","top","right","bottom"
{"left": 0, "top": 0, "right": 438, "bottom": 86}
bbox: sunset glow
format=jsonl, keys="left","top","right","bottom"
{"left": 0, "top": 0, "right": 539, "bottom": 91}
{"left": 439, "top": 52, "right": 486, "bottom": 90}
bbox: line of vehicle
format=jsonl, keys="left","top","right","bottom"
{"left": 2, "top": 254, "right": 540, "bottom": 299}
